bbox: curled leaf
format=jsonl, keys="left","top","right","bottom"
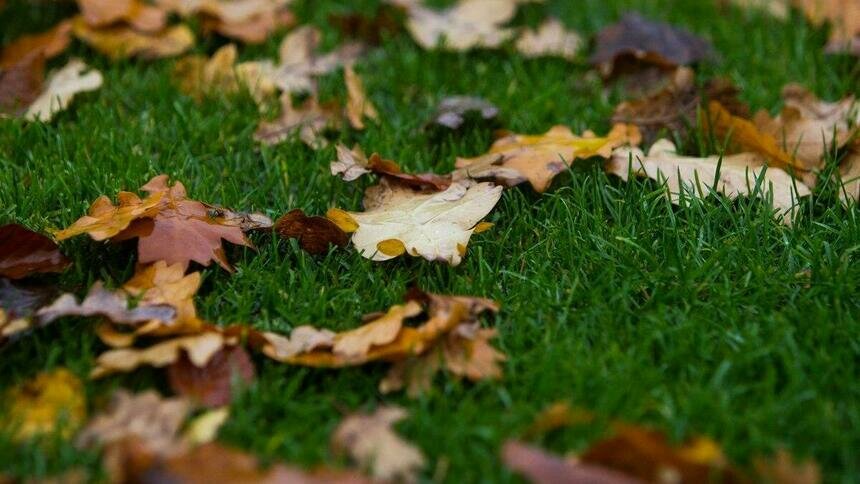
{"left": 274, "top": 209, "right": 349, "bottom": 255}
{"left": 0, "top": 224, "right": 69, "bottom": 279}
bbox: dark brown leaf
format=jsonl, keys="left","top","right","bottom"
{"left": 167, "top": 345, "right": 256, "bottom": 407}
{"left": 502, "top": 440, "right": 640, "bottom": 484}
{"left": 328, "top": 5, "right": 403, "bottom": 46}
{"left": 427, "top": 95, "right": 499, "bottom": 130}
{"left": 0, "top": 224, "right": 70, "bottom": 279}
{"left": 274, "top": 209, "right": 349, "bottom": 255}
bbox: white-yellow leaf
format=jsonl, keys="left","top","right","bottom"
{"left": 25, "top": 59, "right": 102, "bottom": 122}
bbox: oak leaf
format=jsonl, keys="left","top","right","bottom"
{"left": 2, "top": 369, "right": 85, "bottom": 441}
{"left": 0, "top": 224, "right": 70, "bottom": 279}
{"left": 73, "top": 18, "right": 195, "bottom": 60}
{"left": 260, "top": 325, "right": 336, "bottom": 360}
{"left": 608, "top": 139, "right": 811, "bottom": 225}
{"left": 502, "top": 440, "right": 640, "bottom": 484}
{"left": 54, "top": 188, "right": 165, "bottom": 242}
{"left": 274, "top": 209, "right": 349, "bottom": 255}
{"left": 157, "top": 0, "right": 295, "bottom": 44}
{"left": 333, "top": 301, "right": 422, "bottom": 357}
{"left": 327, "top": 179, "right": 502, "bottom": 265}
{"left": 427, "top": 95, "right": 499, "bottom": 130}
{"left": 173, "top": 43, "right": 278, "bottom": 104}
{"left": 90, "top": 330, "right": 230, "bottom": 378}
{"left": 37, "top": 281, "right": 177, "bottom": 326}
{"left": 332, "top": 406, "right": 426, "bottom": 483}
{"left": 515, "top": 18, "right": 582, "bottom": 60}
{"left": 0, "top": 19, "right": 73, "bottom": 69}
{"left": 24, "top": 59, "right": 103, "bottom": 122}
{"left": 344, "top": 64, "right": 378, "bottom": 130}
{"left": 331, "top": 143, "right": 453, "bottom": 190}
{"left": 255, "top": 95, "right": 342, "bottom": 149}
{"left": 454, "top": 123, "right": 641, "bottom": 193}
{"left": 167, "top": 345, "right": 256, "bottom": 407}
{"left": 77, "top": 0, "right": 167, "bottom": 32}
{"left": 271, "top": 25, "right": 364, "bottom": 94}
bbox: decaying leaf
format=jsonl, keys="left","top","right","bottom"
{"left": 515, "top": 18, "right": 582, "bottom": 60}
{"left": 0, "top": 19, "right": 73, "bottom": 69}
{"left": 77, "top": 0, "right": 168, "bottom": 32}
{"left": 25, "top": 59, "right": 103, "bottom": 122}
{"left": 56, "top": 175, "right": 254, "bottom": 271}
{"left": 0, "top": 279, "right": 59, "bottom": 347}
{"left": 752, "top": 84, "right": 859, "bottom": 171}
{"left": 608, "top": 139, "right": 811, "bottom": 225}
{"left": 73, "top": 17, "right": 195, "bottom": 60}
{"left": 37, "top": 281, "right": 177, "bottom": 326}
{"left": 331, "top": 143, "right": 453, "bottom": 190}
{"left": 90, "top": 330, "right": 230, "bottom": 378}
{"left": 427, "top": 95, "right": 499, "bottom": 130}
{"left": 157, "top": 0, "right": 295, "bottom": 44}
{"left": 173, "top": 44, "right": 278, "bottom": 104}
{"left": 0, "top": 224, "right": 69, "bottom": 279}
{"left": 76, "top": 390, "right": 191, "bottom": 457}
{"left": 754, "top": 449, "right": 821, "bottom": 484}
{"left": 344, "top": 64, "right": 378, "bottom": 130}
{"left": 332, "top": 406, "right": 426, "bottom": 483}
{"left": 0, "top": 53, "right": 45, "bottom": 116}
{"left": 328, "top": 179, "right": 501, "bottom": 265}
{"left": 271, "top": 25, "right": 364, "bottom": 94}
{"left": 2, "top": 369, "right": 85, "bottom": 441}
{"left": 274, "top": 209, "right": 349, "bottom": 255}
{"left": 591, "top": 13, "right": 715, "bottom": 78}
{"left": 167, "top": 345, "right": 256, "bottom": 407}
{"left": 395, "top": 0, "right": 534, "bottom": 51}
{"left": 454, "top": 123, "right": 641, "bottom": 193}
{"left": 793, "top": 0, "right": 860, "bottom": 55}
{"left": 502, "top": 440, "right": 639, "bottom": 484}
{"left": 255, "top": 95, "right": 342, "bottom": 149}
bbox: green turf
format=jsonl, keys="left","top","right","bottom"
{"left": 1, "top": 0, "right": 859, "bottom": 481}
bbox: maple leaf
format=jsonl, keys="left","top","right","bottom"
{"left": 344, "top": 64, "right": 378, "bottom": 130}
{"left": 0, "top": 224, "right": 70, "bottom": 279}
{"left": 2, "top": 369, "right": 86, "bottom": 441}
{"left": 157, "top": 0, "right": 295, "bottom": 44}
{"left": 608, "top": 139, "right": 811, "bottom": 225}
{"left": 502, "top": 440, "right": 640, "bottom": 484}
{"left": 274, "top": 209, "right": 349, "bottom": 255}
{"left": 454, "top": 123, "right": 641, "bottom": 193}
{"left": 327, "top": 179, "right": 502, "bottom": 265}
{"left": 77, "top": 0, "right": 168, "bottom": 32}
{"left": 24, "top": 59, "right": 103, "bottom": 122}
{"left": 0, "top": 19, "right": 73, "bottom": 69}
{"left": 427, "top": 95, "right": 499, "bottom": 130}
{"left": 331, "top": 406, "right": 426, "bottom": 483}
{"left": 173, "top": 44, "right": 278, "bottom": 104}
{"left": 331, "top": 143, "right": 453, "bottom": 190}
{"left": 73, "top": 18, "right": 195, "bottom": 60}
{"left": 515, "top": 18, "right": 582, "bottom": 60}
{"left": 167, "top": 345, "right": 256, "bottom": 407}
{"left": 591, "top": 13, "right": 715, "bottom": 78}
{"left": 255, "top": 95, "right": 342, "bottom": 149}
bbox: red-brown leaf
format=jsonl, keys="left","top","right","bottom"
{"left": 274, "top": 209, "right": 349, "bottom": 255}
{"left": 0, "top": 224, "right": 70, "bottom": 279}
{"left": 167, "top": 345, "right": 256, "bottom": 407}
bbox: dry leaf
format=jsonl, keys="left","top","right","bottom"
{"left": 0, "top": 279, "right": 58, "bottom": 347}
{"left": 271, "top": 25, "right": 364, "bottom": 94}
{"left": 344, "top": 64, "right": 378, "bottom": 130}
{"left": 328, "top": 179, "right": 502, "bottom": 265}
{"left": 273, "top": 209, "right": 349, "bottom": 255}
{"left": 0, "top": 224, "right": 70, "bottom": 279}
{"left": 332, "top": 406, "right": 426, "bottom": 483}
{"left": 167, "top": 345, "right": 256, "bottom": 407}
{"left": 502, "top": 440, "right": 640, "bottom": 484}
{"left": 77, "top": 0, "right": 167, "bottom": 32}
{"left": 90, "top": 330, "right": 229, "bottom": 378}
{"left": 838, "top": 142, "right": 860, "bottom": 205}
{"left": 173, "top": 44, "right": 278, "bottom": 104}
{"left": 331, "top": 144, "right": 453, "bottom": 190}
{"left": 753, "top": 449, "right": 821, "bottom": 484}
{"left": 76, "top": 390, "right": 191, "bottom": 457}
{"left": 73, "top": 18, "right": 195, "bottom": 59}
{"left": 454, "top": 123, "right": 640, "bottom": 193}
{"left": 157, "top": 0, "right": 295, "bottom": 44}
{"left": 2, "top": 369, "right": 85, "bottom": 441}
{"left": 334, "top": 301, "right": 422, "bottom": 357}
{"left": 591, "top": 13, "right": 715, "bottom": 78}
{"left": 516, "top": 18, "right": 582, "bottom": 60}
{"left": 0, "top": 19, "right": 73, "bottom": 69}
{"left": 255, "top": 95, "right": 342, "bottom": 149}
{"left": 608, "top": 139, "right": 811, "bottom": 225}
{"left": 25, "top": 59, "right": 103, "bottom": 122}
{"left": 793, "top": 0, "right": 860, "bottom": 55}
{"left": 37, "top": 281, "right": 177, "bottom": 326}
{"left": 427, "top": 95, "right": 499, "bottom": 130}
{"left": 0, "top": 53, "right": 45, "bottom": 116}
{"left": 121, "top": 261, "right": 204, "bottom": 335}
{"left": 260, "top": 325, "right": 336, "bottom": 360}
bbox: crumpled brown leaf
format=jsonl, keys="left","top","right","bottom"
{"left": 157, "top": 0, "right": 295, "bottom": 44}
{"left": 167, "top": 345, "right": 256, "bottom": 407}
{"left": 255, "top": 95, "right": 342, "bottom": 149}
{"left": 502, "top": 440, "right": 640, "bottom": 484}
{"left": 515, "top": 18, "right": 582, "bottom": 60}
{"left": 37, "top": 281, "right": 177, "bottom": 326}
{"left": 331, "top": 143, "right": 453, "bottom": 190}
{"left": 2, "top": 369, "right": 86, "bottom": 441}
{"left": 0, "top": 224, "right": 70, "bottom": 279}
{"left": 73, "top": 17, "right": 195, "bottom": 60}
{"left": 591, "top": 13, "right": 715, "bottom": 78}
{"left": 173, "top": 43, "right": 278, "bottom": 104}
{"left": 345, "top": 64, "right": 378, "bottom": 130}
{"left": 0, "top": 19, "right": 73, "bottom": 69}
{"left": 274, "top": 209, "right": 349, "bottom": 255}
{"left": 454, "top": 123, "right": 641, "bottom": 193}
{"left": 608, "top": 139, "right": 811, "bottom": 225}
{"left": 327, "top": 179, "right": 501, "bottom": 265}
{"left": 332, "top": 406, "right": 426, "bottom": 483}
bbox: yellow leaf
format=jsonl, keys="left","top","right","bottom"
{"left": 3, "top": 369, "right": 85, "bottom": 441}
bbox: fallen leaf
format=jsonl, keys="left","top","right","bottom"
{"left": 332, "top": 406, "right": 426, "bottom": 483}
{"left": 328, "top": 179, "right": 502, "bottom": 265}
{"left": 37, "top": 281, "right": 177, "bottom": 326}
{"left": 260, "top": 325, "right": 336, "bottom": 360}
{"left": 167, "top": 345, "right": 256, "bottom": 407}
{"left": 329, "top": 5, "right": 403, "bottom": 45}
{"left": 333, "top": 301, "right": 422, "bottom": 357}
{"left": 502, "top": 440, "right": 640, "bottom": 484}
{"left": 173, "top": 43, "right": 278, "bottom": 104}
{"left": 344, "top": 64, "right": 378, "bottom": 130}
{"left": 183, "top": 407, "right": 229, "bottom": 445}
{"left": 0, "top": 279, "right": 58, "bottom": 347}
{"left": 255, "top": 95, "right": 342, "bottom": 149}
{"left": 0, "top": 19, "right": 73, "bottom": 69}
{"left": 25, "top": 59, "right": 103, "bottom": 122}
{"left": 0, "top": 53, "right": 45, "bottom": 116}
{"left": 0, "top": 224, "right": 69, "bottom": 279}
{"left": 122, "top": 261, "right": 203, "bottom": 334}
{"left": 397, "top": 0, "right": 534, "bottom": 51}
{"left": 53, "top": 188, "right": 165, "bottom": 242}
{"left": 73, "top": 18, "right": 195, "bottom": 59}
{"left": 793, "top": 0, "right": 860, "bottom": 55}
{"left": 591, "top": 13, "right": 715, "bottom": 78}
{"left": 331, "top": 144, "right": 453, "bottom": 190}
{"left": 204, "top": 204, "right": 273, "bottom": 232}
{"left": 752, "top": 84, "right": 859, "bottom": 171}
{"left": 273, "top": 209, "right": 349, "bottom": 255}
{"left": 753, "top": 449, "right": 821, "bottom": 484}
{"left": 2, "top": 369, "right": 85, "bottom": 441}
{"left": 515, "top": 18, "right": 582, "bottom": 60}
{"left": 271, "top": 25, "right": 364, "bottom": 94}
{"left": 838, "top": 142, "right": 860, "bottom": 206}
{"left": 427, "top": 95, "right": 499, "bottom": 130}
{"left": 77, "top": 0, "right": 167, "bottom": 32}
{"left": 76, "top": 389, "right": 191, "bottom": 457}
{"left": 157, "top": 0, "right": 294, "bottom": 44}
{"left": 608, "top": 139, "right": 811, "bottom": 225}
{"left": 454, "top": 123, "right": 641, "bottom": 193}
{"left": 90, "top": 330, "right": 229, "bottom": 378}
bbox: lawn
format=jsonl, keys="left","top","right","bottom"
{"left": 1, "top": 0, "right": 859, "bottom": 481}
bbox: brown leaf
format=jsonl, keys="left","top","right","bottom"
{"left": 332, "top": 406, "right": 426, "bottom": 483}
{"left": 173, "top": 44, "right": 278, "bottom": 104}
{"left": 793, "top": 0, "right": 860, "bottom": 55}
{"left": 334, "top": 300, "right": 423, "bottom": 357}
{"left": 344, "top": 64, "right": 378, "bottom": 130}
{"left": 1, "top": 369, "right": 86, "bottom": 441}
{"left": 454, "top": 123, "right": 640, "bottom": 193}
{"left": 591, "top": 13, "right": 715, "bottom": 78}
{"left": 168, "top": 345, "right": 255, "bottom": 407}
{"left": 90, "top": 330, "right": 230, "bottom": 378}
{"left": 515, "top": 18, "right": 582, "bottom": 60}
{"left": 753, "top": 449, "right": 821, "bottom": 484}
{"left": 0, "top": 278, "right": 58, "bottom": 347}
{"left": 274, "top": 209, "right": 349, "bottom": 255}
{"left": 0, "top": 53, "right": 45, "bottom": 116}
{"left": 53, "top": 188, "right": 165, "bottom": 242}
{"left": 260, "top": 325, "right": 336, "bottom": 360}
{"left": 328, "top": 5, "right": 403, "bottom": 46}
{"left": 838, "top": 142, "right": 860, "bottom": 206}
{"left": 0, "top": 19, "right": 73, "bottom": 69}
{"left": 502, "top": 440, "right": 641, "bottom": 484}
{"left": 331, "top": 143, "right": 453, "bottom": 190}
{"left": 271, "top": 25, "right": 365, "bottom": 94}
{"left": 255, "top": 95, "right": 342, "bottom": 149}
{"left": 204, "top": 204, "right": 273, "bottom": 232}
{"left": 77, "top": 0, "right": 167, "bottom": 32}
{"left": 0, "top": 224, "right": 69, "bottom": 279}
{"left": 427, "top": 95, "right": 499, "bottom": 130}
{"left": 158, "top": 0, "right": 295, "bottom": 44}
{"left": 37, "top": 281, "right": 177, "bottom": 327}
{"left": 73, "top": 18, "right": 195, "bottom": 60}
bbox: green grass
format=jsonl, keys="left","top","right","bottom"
{"left": 1, "top": 0, "right": 859, "bottom": 481}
